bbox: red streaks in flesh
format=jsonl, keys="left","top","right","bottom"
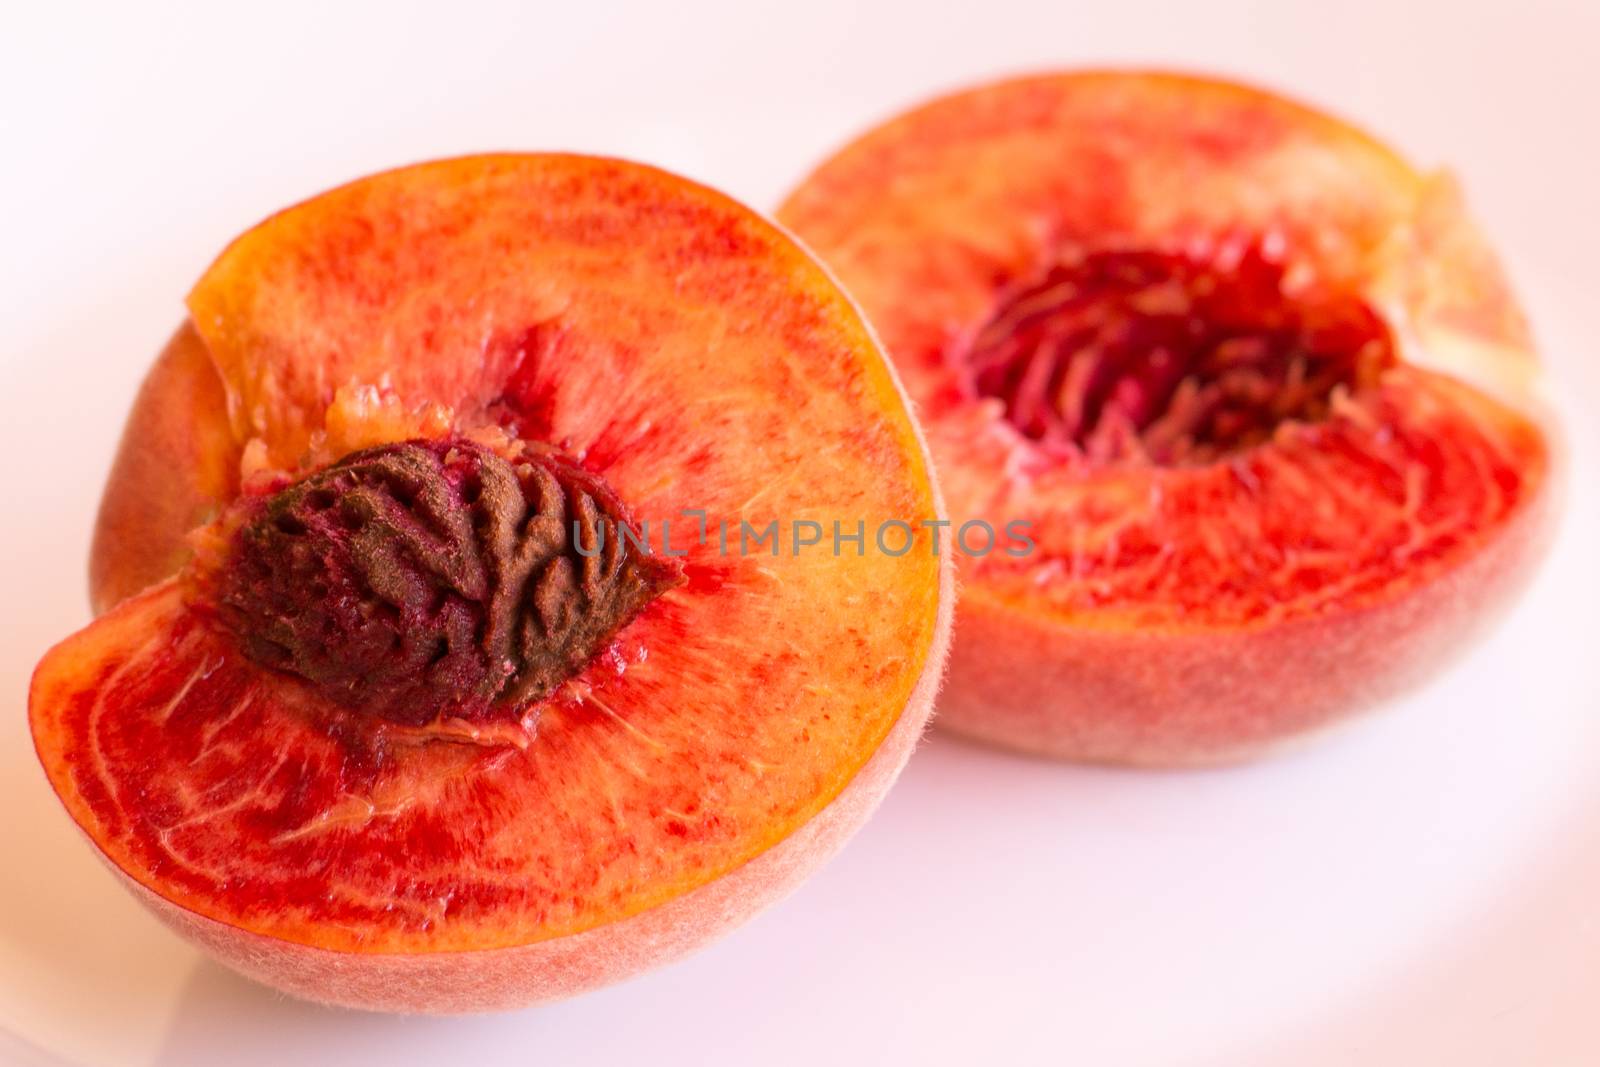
{"left": 974, "top": 369, "right": 1547, "bottom": 628}
{"left": 488, "top": 324, "right": 566, "bottom": 447}
{"left": 42, "top": 580, "right": 772, "bottom": 949}
{"left": 58, "top": 608, "right": 403, "bottom": 927}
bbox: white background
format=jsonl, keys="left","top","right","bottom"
{"left": 3, "top": 1, "right": 1598, "bottom": 1064}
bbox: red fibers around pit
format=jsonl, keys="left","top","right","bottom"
{"left": 962, "top": 246, "right": 1396, "bottom": 465}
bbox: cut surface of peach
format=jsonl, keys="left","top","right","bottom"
{"left": 31, "top": 155, "right": 951, "bottom": 1008}
{"left": 779, "top": 72, "right": 1554, "bottom": 764}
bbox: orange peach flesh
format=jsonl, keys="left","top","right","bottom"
{"left": 778, "top": 72, "right": 1554, "bottom": 763}
{"left": 32, "top": 155, "right": 953, "bottom": 1008}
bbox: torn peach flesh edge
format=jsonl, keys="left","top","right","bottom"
{"left": 1371, "top": 170, "right": 1542, "bottom": 408}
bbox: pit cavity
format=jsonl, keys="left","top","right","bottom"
{"left": 961, "top": 245, "right": 1395, "bottom": 465}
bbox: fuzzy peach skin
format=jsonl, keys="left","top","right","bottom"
{"left": 32, "top": 154, "right": 953, "bottom": 1010}
{"left": 779, "top": 71, "right": 1557, "bottom": 764}
{"left": 90, "top": 323, "right": 238, "bottom": 613}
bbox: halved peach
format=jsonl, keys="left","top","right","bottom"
{"left": 779, "top": 72, "right": 1555, "bottom": 764}
{"left": 32, "top": 155, "right": 952, "bottom": 1010}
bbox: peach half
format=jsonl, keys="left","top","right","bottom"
{"left": 31, "top": 155, "right": 953, "bottom": 1010}
{"left": 779, "top": 72, "right": 1556, "bottom": 765}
